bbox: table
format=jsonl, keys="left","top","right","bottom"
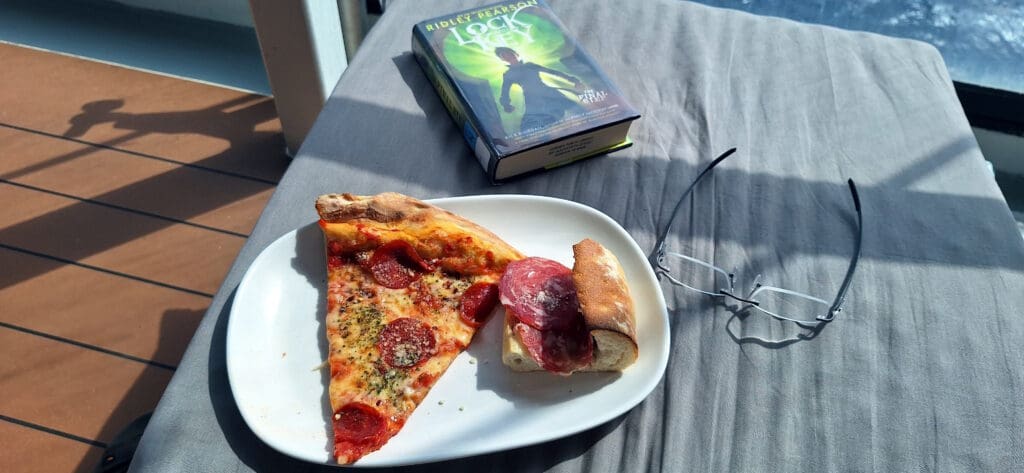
{"left": 129, "top": 0, "right": 1024, "bottom": 471}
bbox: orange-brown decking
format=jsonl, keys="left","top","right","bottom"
{"left": 0, "top": 43, "right": 288, "bottom": 472}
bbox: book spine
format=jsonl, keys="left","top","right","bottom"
{"left": 411, "top": 26, "right": 497, "bottom": 178}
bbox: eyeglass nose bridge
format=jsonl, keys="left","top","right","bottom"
{"left": 717, "top": 288, "right": 761, "bottom": 306}
{"left": 718, "top": 272, "right": 757, "bottom": 301}
{"left": 716, "top": 270, "right": 763, "bottom": 306}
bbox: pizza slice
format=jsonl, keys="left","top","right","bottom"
{"left": 315, "top": 192, "right": 523, "bottom": 464}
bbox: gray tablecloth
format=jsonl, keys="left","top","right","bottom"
{"left": 130, "top": 0, "right": 1024, "bottom": 471}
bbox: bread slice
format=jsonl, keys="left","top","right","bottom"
{"left": 502, "top": 239, "right": 638, "bottom": 372}
{"left": 502, "top": 322, "right": 541, "bottom": 371}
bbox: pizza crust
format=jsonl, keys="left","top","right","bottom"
{"left": 316, "top": 193, "right": 523, "bottom": 269}
{"left": 316, "top": 192, "right": 431, "bottom": 224}
{"left": 502, "top": 239, "right": 639, "bottom": 372}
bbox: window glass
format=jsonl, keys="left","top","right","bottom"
{"left": 692, "top": 0, "right": 1024, "bottom": 94}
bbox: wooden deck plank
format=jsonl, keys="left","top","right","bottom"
{"left": 0, "top": 126, "right": 276, "bottom": 236}
{"left": 0, "top": 41, "right": 286, "bottom": 472}
{"left": 0, "top": 248, "right": 206, "bottom": 367}
{"left": 0, "top": 420, "right": 105, "bottom": 473}
{"left": 0, "top": 329, "right": 173, "bottom": 444}
{"left": 0, "top": 43, "right": 288, "bottom": 182}
{"left": 0, "top": 184, "right": 244, "bottom": 296}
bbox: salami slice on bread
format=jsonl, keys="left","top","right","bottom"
{"left": 501, "top": 239, "right": 638, "bottom": 373}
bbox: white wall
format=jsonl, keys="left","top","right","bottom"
{"left": 111, "top": 0, "right": 254, "bottom": 27}
{"left": 249, "top": 0, "right": 348, "bottom": 153}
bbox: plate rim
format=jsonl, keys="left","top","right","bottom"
{"left": 226, "top": 194, "right": 670, "bottom": 467}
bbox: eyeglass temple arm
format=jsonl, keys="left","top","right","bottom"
{"left": 653, "top": 148, "right": 738, "bottom": 259}
{"left": 824, "top": 178, "right": 862, "bottom": 320}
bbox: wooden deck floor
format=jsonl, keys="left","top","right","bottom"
{"left": 0, "top": 43, "right": 288, "bottom": 472}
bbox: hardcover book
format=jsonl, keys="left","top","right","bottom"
{"left": 412, "top": 0, "right": 640, "bottom": 182}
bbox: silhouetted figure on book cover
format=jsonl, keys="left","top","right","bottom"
{"left": 495, "top": 47, "right": 585, "bottom": 132}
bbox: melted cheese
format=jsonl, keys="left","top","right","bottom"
{"left": 326, "top": 260, "right": 491, "bottom": 428}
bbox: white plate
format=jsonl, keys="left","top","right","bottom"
{"left": 226, "top": 194, "right": 670, "bottom": 467}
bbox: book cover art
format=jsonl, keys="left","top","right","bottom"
{"left": 412, "top": 0, "right": 639, "bottom": 173}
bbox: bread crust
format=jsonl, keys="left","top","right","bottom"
{"left": 572, "top": 239, "right": 637, "bottom": 343}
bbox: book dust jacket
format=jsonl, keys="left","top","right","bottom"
{"left": 412, "top": 0, "right": 639, "bottom": 181}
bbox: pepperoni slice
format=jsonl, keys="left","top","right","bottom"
{"left": 369, "top": 240, "right": 432, "bottom": 289}
{"left": 377, "top": 318, "right": 436, "bottom": 368}
{"left": 499, "top": 257, "right": 579, "bottom": 330}
{"left": 459, "top": 282, "right": 499, "bottom": 328}
{"left": 514, "top": 317, "right": 594, "bottom": 375}
{"left": 333, "top": 402, "right": 387, "bottom": 462}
